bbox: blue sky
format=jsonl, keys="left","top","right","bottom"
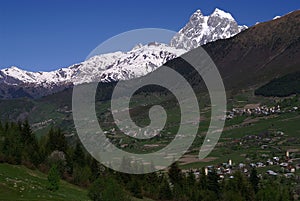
{"left": 1, "top": 0, "right": 299, "bottom": 71}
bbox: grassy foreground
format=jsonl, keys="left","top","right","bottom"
{"left": 0, "top": 163, "right": 90, "bottom": 201}
{"left": 0, "top": 163, "right": 156, "bottom": 201}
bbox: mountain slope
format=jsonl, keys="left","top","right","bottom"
{"left": 202, "top": 9, "right": 300, "bottom": 89}
{"left": 155, "top": 10, "right": 299, "bottom": 94}
{"left": 170, "top": 8, "right": 247, "bottom": 50}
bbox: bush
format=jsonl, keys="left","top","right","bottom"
{"left": 88, "top": 176, "right": 131, "bottom": 201}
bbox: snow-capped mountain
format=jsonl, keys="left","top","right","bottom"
{"left": 0, "top": 8, "right": 247, "bottom": 98}
{"left": 170, "top": 8, "right": 247, "bottom": 50}
{"left": 0, "top": 43, "right": 186, "bottom": 87}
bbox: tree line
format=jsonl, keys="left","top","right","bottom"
{"left": 255, "top": 71, "right": 300, "bottom": 97}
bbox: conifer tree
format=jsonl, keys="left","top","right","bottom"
{"left": 158, "top": 175, "right": 173, "bottom": 200}
{"left": 47, "top": 165, "right": 60, "bottom": 191}
{"left": 168, "top": 162, "right": 183, "bottom": 186}
{"left": 73, "top": 142, "right": 85, "bottom": 167}
{"left": 249, "top": 167, "right": 259, "bottom": 193}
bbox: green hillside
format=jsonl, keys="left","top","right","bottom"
{"left": 0, "top": 163, "right": 89, "bottom": 201}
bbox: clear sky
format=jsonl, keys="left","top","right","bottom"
{"left": 1, "top": 0, "right": 299, "bottom": 71}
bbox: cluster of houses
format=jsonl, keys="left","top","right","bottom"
{"left": 188, "top": 150, "right": 300, "bottom": 180}
{"left": 246, "top": 151, "right": 300, "bottom": 178}
{"left": 226, "top": 104, "right": 282, "bottom": 119}
{"left": 226, "top": 103, "right": 299, "bottom": 120}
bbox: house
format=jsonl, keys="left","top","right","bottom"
{"left": 286, "top": 151, "right": 290, "bottom": 158}
{"left": 261, "top": 145, "right": 268, "bottom": 149}
{"left": 266, "top": 159, "right": 274, "bottom": 166}
{"left": 286, "top": 165, "right": 296, "bottom": 173}
{"left": 273, "top": 157, "right": 280, "bottom": 162}
{"left": 239, "top": 163, "right": 246, "bottom": 168}
{"left": 284, "top": 173, "right": 294, "bottom": 178}
{"left": 280, "top": 162, "right": 288, "bottom": 167}
{"left": 291, "top": 167, "right": 296, "bottom": 173}
{"left": 256, "top": 162, "right": 265, "bottom": 167}
{"left": 266, "top": 170, "right": 278, "bottom": 176}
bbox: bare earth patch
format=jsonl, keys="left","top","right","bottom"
{"left": 244, "top": 104, "right": 260, "bottom": 109}
{"left": 179, "top": 155, "right": 218, "bottom": 165}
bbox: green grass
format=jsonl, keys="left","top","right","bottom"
{"left": 222, "top": 112, "right": 300, "bottom": 139}
{"left": 0, "top": 163, "right": 156, "bottom": 201}
{"left": 0, "top": 163, "right": 90, "bottom": 201}
{"left": 132, "top": 198, "right": 155, "bottom": 201}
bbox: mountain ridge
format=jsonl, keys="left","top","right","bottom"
{"left": 0, "top": 8, "right": 246, "bottom": 98}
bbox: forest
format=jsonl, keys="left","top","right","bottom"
{"left": 255, "top": 71, "right": 300, "bottom": 97}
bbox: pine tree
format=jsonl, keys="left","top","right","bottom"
{"left": 47, "top": 165, "right": 60, "bottom": 191}
{"left": 2, "top": 123, "right": 22, "bottom": 164}
{"left": 186, "top": 169, "right": 197, "bottom": 200}
{"left": 187, "top": 169, "right": 196, "bottom": 187}
{"left": 21, "top": 120, "right": 32, "bottom": 144}
{"left": 21, "top": 121, "right": 40, "bottom": 166}
{"left": 73, "top": 142, "right": 85, "bottom": 167}
{"left": 47, "top": 127, "right": 67, "bottom": 153}
{"left": 158, "top": 175, "right": 173, "bottom": 200}
{"left": 142, "top": 172, "right": 159, "bottom": 199}
{"left": 127, "top": 177, "right": 143, "bottom": 199}
{"left": 207, "top": 169, "right": 220, "bottom": 196}
{"left": 225, "top": 171, "right": 255, "bottom": 201}
{"left": 168, "top": 162, "right": 183, "bottom": 186}
{"left": 249, "top": 167, "right": 259, "bottom": 193}
{"left": 90, "top": 158, "right": 100, "bottom": 182}
{"left": 199, "top": 167, "right": 208, "bottom": 190}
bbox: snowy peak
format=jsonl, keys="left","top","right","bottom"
{"left": 238, "top": 25, "right": 248, "bottom": 32}
{"left": 0, "top": 66, "right": 39, "bottom": 85}
{"left": 72, "top": 42, "right": 186, "bottom": 84}
{"left": 211, "top": 8, "right": 235, "bottom": 20}
{"left": 189, "top": 9, "right": 204, "bottom": 22}
{"left": 0, "top": 43, "right": 186, "bottom": 87}
{"left": 273, "top": 16, "right": 281, "bottom": 20}
{"left": 170, "top": 8, "right": 247, "bottom": 50}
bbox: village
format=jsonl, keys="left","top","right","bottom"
{"left": 181, "top": 148, "right": 300, "bottom": 183}
{"left": 226, "top": 103, "right": 298, "bottom": 120}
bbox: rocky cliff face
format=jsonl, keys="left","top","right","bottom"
{"left": 170, "top": 8, "right": 247, "bottom": 50}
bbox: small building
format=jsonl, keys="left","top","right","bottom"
{"left": 280, "top": 162, "right": 288, "bottom": 167}
{"left": 266, "top": 170, "right": 277, "bottom": 176}
{"left": 286, "top": 151, "right": 290, "bottom": 158}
